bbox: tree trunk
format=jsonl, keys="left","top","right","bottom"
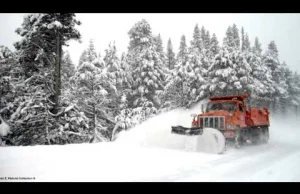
{"left": 168, "top": 53, "right": 171, "bottom": 69}
{"left": 111, "top": 122, "right": 120, "bottom": 141}
{"left": 93, "top": 104, "right": 97, "bottom": 143}
{"left": 54, "top": 35, "right": 61, "bottom": 114}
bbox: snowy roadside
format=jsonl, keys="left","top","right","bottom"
{"left": 1, "top": 103, "right": 300, "bottom": 182}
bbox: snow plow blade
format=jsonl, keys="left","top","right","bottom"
{"left": 171, "top": 126, "right": 204, "bottom": 136}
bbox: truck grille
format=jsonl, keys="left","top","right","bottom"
{"left": 199, "top": 116, "right": 225, "bottom": 130}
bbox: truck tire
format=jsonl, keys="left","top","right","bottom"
{"left": 250, "top": 128, "right": 260, "bottom": 145}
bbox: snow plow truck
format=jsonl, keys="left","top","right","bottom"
{"left": 171, "top": 93, "right": 270, "bottom": 153}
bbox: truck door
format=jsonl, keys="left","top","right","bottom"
{"left": 238, "top": 103, "right": 246, "bottom": 127}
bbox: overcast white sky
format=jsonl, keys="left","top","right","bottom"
{"left": 0, "top": 13, "right": 300, "bottom": 73}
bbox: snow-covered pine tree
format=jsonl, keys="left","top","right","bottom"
{"left": 200, "top": 26, "right": 207, "bottom": 51}
{"left": 164, "top": 61, "right": 190, "bottom": 108}
{"left": 103, "top": 42, "right": 134, "bottom": 139}
{"left": 247, "top": 47, "right": 276, "bottom": 108}
{"left": 61, "top": 51, "right": 75, "bottom": 90}
{"left": 127, "top": 19, "right": 166, "bottom": 108}
{"left": 0, "top": 46, "right": 19, "bottom": 121}
{"left": 223, "top": 26, "right": 235, "bottom": 52}
{"left": 70, "top": 57, "right": 112, "bottom": 142}
{"left": 153, "top": 33, "right": 168, "bottom": 80}
{"left": 289, "top": 72, "right": 300, "bottom": 116}
{"left": 209, "top": 33, "right": 220, "bottom": 57}
{"left": 10, "top": 13, "right": 89, "bottom": 145}
{"left": 252, "top": 37, "right": 262, "bottom": 56}
{"left": 263, "top": 41, "right": 287, "bottom": 114}
{"left": 113, "top": 52, "right": 136, "bottom": 135}
{"left": 204, "top": 30, "right": 211, "bottom": 50}
{"left": 79, "top": 50, "right": 87, "bottom": 66}
{"left": 282, "top": 66, "right": 300, "bottom": 115}
{"left": 244, "top": 33, "right": 251, "bottom": 52}
{"left": 241, "top": 27, "right": 245, "bottom": 51}
{"left": 126, "top": 19, "right": 165, "bottom": 122}
{"left": 85, "top": 39, "right": 98, "bottom": 63}
{"left": 163, "top": 34, "right": 190, "bottom": 109}
{"left": 277, "top": 61, "right": 289, "bottom": 115}
{"left": 166, "top": 38, "right": 176, "bottom": 70}
{"left": 232, "top": 24, "right": 240, "bottom": 50}
{"left": 207, "top": 46, "right": 252, "bottom": 96}
{"left": 190, "top": 24, "right": 202, "bottom": 52}
{"left": 177, "top": 35, "right": 188, "bottom": 62}
{"left": 154, "top": 34, "right": 164, "bottom": 54}
{"left": 6, "top": 65, "right": 90, "bottom": 146}
{"left": 14, "top": 13, "right": 81, "bottom": 115}
{"left": 184, "top": 47, "right": 208, "bottom": 106}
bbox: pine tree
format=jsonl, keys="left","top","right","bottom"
{"left": 104, "top": 42, "right": 133, "bottom": 125}
{"left": 190, "top": 24, "right": 202, "bottom": 52}
{"left": 86, "top": 39, "right": 98, "bottom": 63}
{"left": 263, "top": 41, "right": 287, "bottom": 114}
{"left": 244, "top": 34, "right": 251, "bottom": 51}
{"left": 14, "top": 13, "right": 81, "bottom": 115}
{"left": 165, "top": 33, "right": 208, "bottom": 108}
{"left": 210, "top": 33, "right": 220, "bottom": 57}
{"left": 154, "top": 34, "right": 163, "bottom": 53}
{"left": 0, "top": 46, "right": 20, "bottom": 121}
{"left": 207, "top": 47, "right": 252, "bottom": 96}
{"left": 252, "top": 37, "right": 262, "bottom": 56}
{"left": 223, "top": 26, "right": 234, "bottom": 52}
{"left": 281, "top": 65, "right": 300, "bottom": 115}
{"left": 154, "top": 33, "right": 167, "bottom": 69}
{"left": 264, "top": 41, "right": 280, "bottom": 74}
{"left": 204, "top": 30, "right": 211, "bottom": 50}
{"left": 166, "top": 38, "right": 176, "bottom": 70}
{"left": 70, "top": 58, "right": 112, "bottom": 142}
{"left": 177, "top": 35, "right": 188, "bottom": 63}
{"left": 200, "top": 26, "right": 207, "bottom": 50}
{"left": 163, "top": 35, "right": 189, "bottom": 109}
{"left": 61, "top": 51, "right": 75, "bottom": 89}
{"left": 9, "top": 13, "right": 94, "bottom": 145}
{"left": 247, "top": 49, "right": 276, "bottom": 107}
{"left": 127, "top": 19, "right": 165, "bottom": 113}
{"left": 79, "top": 50, "right": 87, "bottom": 66}
{"left": 232, "top": 24, "right": 240, "bottom": 49}
{"left": 128, "top": 19, "right": 153, "bottom": 51}
{"left": 241, "top": 27, "right": 245, "bottom": 51}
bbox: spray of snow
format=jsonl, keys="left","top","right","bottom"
{"left": 268, "top": 114, "right": 300, "bottom": 146}
{"left": 115, "top": 99, "right": 226, "bottom": 154}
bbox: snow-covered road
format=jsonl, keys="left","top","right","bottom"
{"left": 1, "top": 105, "right": 300, "bottom": 182}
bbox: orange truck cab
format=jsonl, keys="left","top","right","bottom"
{"left": 191, "top": 93, "right": 270, "bottom": 147}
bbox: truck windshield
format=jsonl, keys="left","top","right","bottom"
{"left": 207, "top": 102, "right": 237, "bottom": 112}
